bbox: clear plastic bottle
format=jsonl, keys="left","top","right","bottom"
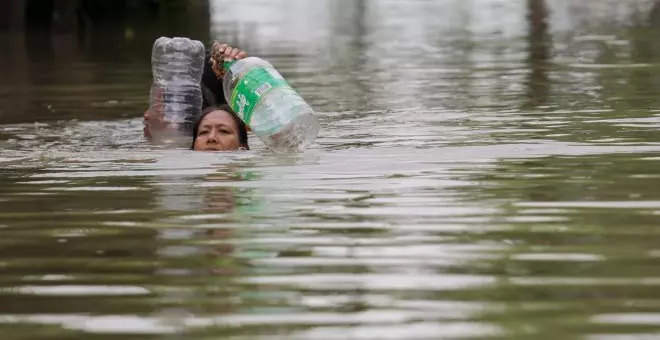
{"left": 221, "top": 57, "right": 320, "bottom": 153}
{"left": 148, "top": 37, "right": 205, "bottom": 145}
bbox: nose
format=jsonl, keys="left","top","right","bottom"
{"left": 207, "top": 130, "right": 219, "bottom": 144}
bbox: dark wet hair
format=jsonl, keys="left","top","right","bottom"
{"left": 191, "top": 104, "right": 249, "bottom": 150}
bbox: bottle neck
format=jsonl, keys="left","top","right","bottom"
{"left": 223, "top": 60, "right": 237, "bottom": 70}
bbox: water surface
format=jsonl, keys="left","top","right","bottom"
{"left": 2, "top": 0, "right": 660, "bottom": 338}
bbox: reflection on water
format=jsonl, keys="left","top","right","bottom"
{"left": 2, "top": 0, "right": 660, "bottom": 338}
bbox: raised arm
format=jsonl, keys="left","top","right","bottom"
{"left": 201, "top": 42, "right": 248, "bottom": 107}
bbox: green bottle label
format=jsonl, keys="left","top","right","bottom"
{"left": 227, "top": 65, "right": 291, "bottom": 124}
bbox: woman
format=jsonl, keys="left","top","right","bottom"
{"left": 144, "top": 42, "right": 249, "bottom": 151}
{"left": 191, "top": 104, "right": 249, "bottom": 151}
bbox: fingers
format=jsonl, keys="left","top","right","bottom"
{"left": 213, "top": 42, "right": 227, "bottom": 51}
{"left": 210, "top": 43, "right": 248, "bottom": 78}
{"left": 223, "top": 47, "right": 234, "bottom": 61}
{"left": 229, "top": 48, "right": 242, "bottom": 60}
{"left": 143, "top": 125, "right": 153, "bottom": 140}
{"left": 211, "top": 42, "right": 228, "bottom": 59}
{"left": 212, "top": 41, "right": 248, "bottom": 60}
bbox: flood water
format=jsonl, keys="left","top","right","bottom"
{"left": 2, "top": 0, "right": 660, "bottom": 338}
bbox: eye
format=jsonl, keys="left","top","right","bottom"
{"left": 220, "top": 129, "right": 232, "bottom": 135}
{"left": 198, "top": 130, "right": 209, "bottom": 136}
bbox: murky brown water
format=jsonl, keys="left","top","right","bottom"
{"left": 2, "top": 0, "right": 660, "bottom": 339}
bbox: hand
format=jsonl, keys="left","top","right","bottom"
{"left": 143, "top": 108, "right": 152, "bottom": 122}
{"left": 210, "top": 42, "right": 248, "bottom": 79}
{"left": 143, "top": 87, "right": 169, "bottom": 129}
{"left": 143, "top": 107, "right": 170, "bottom": 127}
{"left": 143, "top": 104, "right": 172, "bottom": 141}
{"left": 143, "top": 108, "right": 153, "bottom": 140}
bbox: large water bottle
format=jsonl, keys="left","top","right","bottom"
{"left": 220, "top": 57, "right": 320, "bottom": 153}
{"left": 148, "top": 37, "right": 205, "bottom": 145}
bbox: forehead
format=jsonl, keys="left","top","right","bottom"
{"left": 200, "top": 110, "right": 237, "bottom": 128}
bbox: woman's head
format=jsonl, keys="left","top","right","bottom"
{"left": 192, "top": 104, "right": 249, "bottom": 151}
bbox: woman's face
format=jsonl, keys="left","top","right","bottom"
{"left": 193, "top": 110, "right": 242, "bottom": 152}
